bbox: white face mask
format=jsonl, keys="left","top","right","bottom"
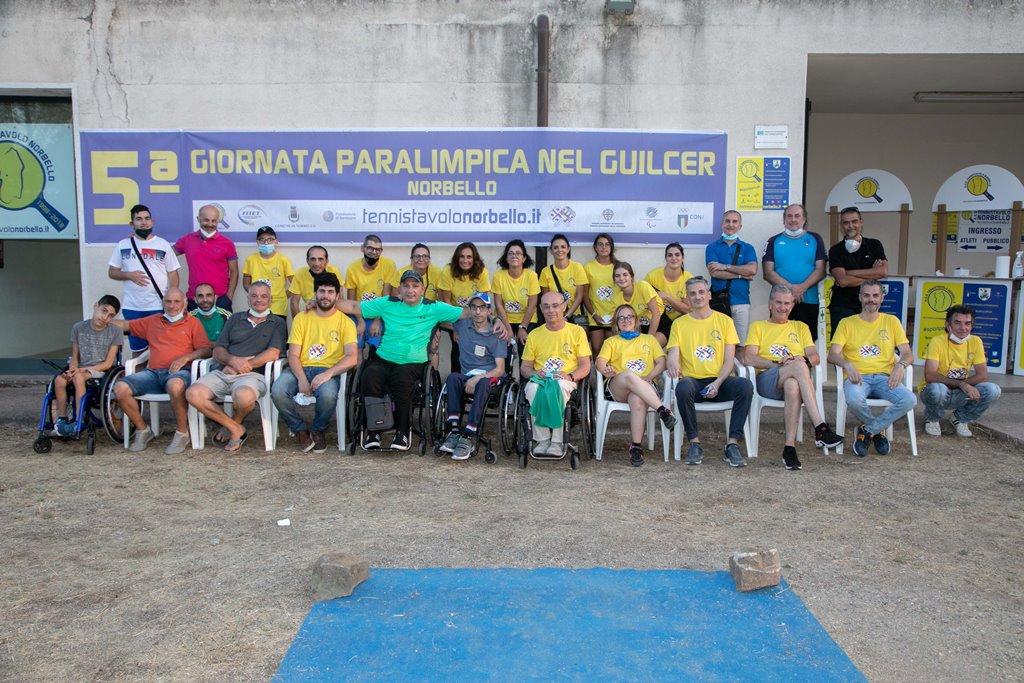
{"left": 844, "top": 239, "right": 861, "bottom": 253}
{"left": 195, "top": 306, "right": 218, "bottom": 317}
{"left": 200, "top": 228, "right": 217, "bottom": 238}
{"left": 948, "top": 332, "right": 969, "bottom": 345}
{"left": 784, "top": 227, "right": 804, "bottom": 238}
{"left": 164, "top": 312, "right": 185, "bottom": 323}
{"left": 248, "top": 307, "right": 271, "bottom": 319}
{"left": 722, "top": 232, "right": 739, "bottom": 241}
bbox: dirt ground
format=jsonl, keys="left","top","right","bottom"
{"left": 1, "top": 399, "right": 1023, "bottom": 682}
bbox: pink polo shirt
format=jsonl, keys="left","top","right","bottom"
{"left": 173, "top": 231, "right": 238, "bottom": 298}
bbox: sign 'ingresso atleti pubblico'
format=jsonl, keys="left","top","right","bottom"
{"left": 80, "top": 128, "right": 727, "bottom": 246}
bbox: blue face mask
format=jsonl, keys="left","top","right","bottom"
{"left": 258, "top": 244, "right": 276, "bottom": 255}
{"left": 722, "top": 232, "right": 739, "bottom": 241}
{"left": 164, "top": 312, "right": 185, "bottom": 323}
{"left": 619, "top": 331, "right": 640, "bottom": 340}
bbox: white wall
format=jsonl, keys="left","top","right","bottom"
{"left": 2, "top": 0, "right": 1024, "bottom": 333}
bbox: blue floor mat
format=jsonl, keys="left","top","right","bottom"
{"left": 275, "top": 568, "right": 864, "bottom": 682}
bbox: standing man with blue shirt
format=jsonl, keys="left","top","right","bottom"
{"left": 762, "top": 203, "right": 827, "bottom": 341}
{"left": 706, "top": 210, "right": 758, "bottom": 347}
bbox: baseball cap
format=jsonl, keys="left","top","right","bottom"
{"left": 256, "top": 225, "right": 277, "bottom": 238}
{"left": 469, "top": 292, "right": 491, "bottom": 307}
{"left": 400, "top": 269, "right": 423, "bottom": 283}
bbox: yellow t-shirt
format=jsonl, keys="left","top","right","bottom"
{"left": 538, "top": 261, "right": 589, "bottom": 313}
{"left": 597, "top": 333, "right": 665, "bottom": 377}
{"left": 523, "top": 323, "right": 592, "bottom": 376}
{"left": 745, "top": 320, "right": 814, "bottom": 365}
{"left": 610, "top": 280, "right": 665, "bottom": 328}
{"left": 242, "top": 252, "right": 295, "bottom": 315}
{"left": 667, "top": 311, "right": 739, "bottom": 379}
{"left": 389, "top": 264, "right": 442, "bottom": 302}
{"left": 344, "top": 257, "right": 397, "bottom": 303}
{"left": 924, "top": 334, "right": 986, "bottom": 381}
{"left": 831, "top": 313, "right": 909, "bottom": 376}
{"left": 492, "top": 268, "right": 540, "bottom": 324}
{"left": 644, "top": 268, "right": 695, "bottom": 320}
{"left": 287, "top": 309, "right": 358, "bottom": 369}
{"left": 438, "top": 265, "right": 491, "bottom": 307}
{"left": 287, "top": 264, "right": 343, "bottom": 308}
{"left": 583, "top": 259, "right": 616, "bottom": 325}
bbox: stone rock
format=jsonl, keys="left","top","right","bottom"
{"left": 729, "top": 548, "right": 781, "bottom": 592}
{"left": 310, "top": 552, "right": 370, "bottom": 601}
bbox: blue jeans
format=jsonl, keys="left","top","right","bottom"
{"left": 445, "top": 373, "right": 498, "bottom": 433}
{"left": 270, "top": 366, "right": 340, "bottom": 433}
{"left": 118, "top": 367, "right": 193, "bottom": 394}
{"left": 674, "top": 376, "right": 752, "bottom": 442}
{"left": 843, "top": 374, "right": 917, "bottom": 435}
{"left": 920, "top": 382, "right": 1001, "bottom": 423}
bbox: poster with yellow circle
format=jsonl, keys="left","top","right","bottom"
{"left": 914, "top": 278, "right": 1009, "bottom": 373}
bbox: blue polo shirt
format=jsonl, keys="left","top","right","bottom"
{"left": 705, "top": 238, "right": 758, "bottom": 305}
{"left": 762, "top": 231, "right": 827, "bottom": 304}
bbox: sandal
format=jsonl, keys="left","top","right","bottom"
{"left": 224, "top": 432, "right": 248, "bottom": 453}
{"left": 213, "top": 427, "right": 231, "bottom": 445}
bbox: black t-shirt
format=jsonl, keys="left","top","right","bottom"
{"left": 828, "top": 237, "right": 887, "bottom": 310}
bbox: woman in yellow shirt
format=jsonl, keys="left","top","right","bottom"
{"left": 538, "top": 233, "right": 589, "bottom": 324}
{"left": 595, "top": 303, "right": 677, "bottom": 466}
{"left": 582, "top": 232, "right": 617, "bottom": 357}
{"left": 438, "top": 242, "right": 491, "bottom": 372}
{"left": 491, "top": 238, "right": 540, "bottom": 356}
{"left": 612, "top": 262, "right": 666, "bottom": 346}
{"left": 644, "top": 242, "right": 694, "bottom": 340}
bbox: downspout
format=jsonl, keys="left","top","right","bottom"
{"left": 534, "top": 14, "right": 551, "bottom": 273}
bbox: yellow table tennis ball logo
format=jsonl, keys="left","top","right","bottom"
{"left": 926, "top": 286, "right": 955, "bottom": 313}
{"left": 856, "top": 176, "right": 882, "bottom": 203}
{"left": 0, "top": 142, "right": 46, "bottom": 210}
{"left": 965, "top": 173, "right": 994, "bottom": 201}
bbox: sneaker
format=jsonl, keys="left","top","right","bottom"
{"left": 164, "top": 430, "right": 190, "bottom": 455}
{"left": 814, "top": 423, "right": 843, "bottom": 449}
{"left": 548, "top": 441, "right": 565, "bottom": 457}
{"left": 852, "top": 425, "right": 870, "bottom": 457}
{"left": 782, "top": 445, "right": 802, "bottom": 470}
{"left": 451, "top": 436, "right": 474, "bottom": 460}
{"left": 952, "top": 418, "right": 973, "bottom": 438}
{"left": 657, "top": 406, "right": 677, "bottom": 431}
{"left": 440, "top": 430, "right": 460, "bottom": 454}
{"left": 311, "top": 431, "right": 327, "bottom": 453}
{"left": 724, "top": 443, "right": 746, "bottom": 468}
{"left": 55, "top": 417, "right": 76, "bottom": 437}
{"left": 129, "top": 426, "right": 155, "bottom": 452}
{"left": 532, "top": 439, "right": 551, "bottom": 456}
{"left": 685, "top": 442, "right": 703, "bottom": 466}
{"left": 296, "top": 430, "right": 315, "bottom": 452}
{"left": 872, "top": 431, "right": 891, "bottom": 455}
{"left": 629, "top": 444, "right": 644, "bottom": 467}
{"left": 391, "top": 432, "right": 411, "bottom": 451}
{"left": 924, "top": 420, "right": 942, "bottom": 437}
{"left": 362, "top": 431, "right": 381, "bottom": 450}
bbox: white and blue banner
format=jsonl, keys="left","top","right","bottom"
{"left": 0, "top": 123, "right": 77, "bottom": 240}
{"left": 80, "top": 128, "right": 727, "bottom": 245}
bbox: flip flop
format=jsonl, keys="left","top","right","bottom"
{"left": 224, "top": 432, "right": 248, "bottom": 453}
{"left": 213, "top": 427, "right": 231, "bottom": 445}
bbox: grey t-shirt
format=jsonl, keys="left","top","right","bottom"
{"left": 454, "top": 317, "right": 507, "bottom": 375}
{"left": 70, "top": 319, "right": 122, "bottom": 367}
{"left": 211, "top": 312, "right": 287, "bottom": 370}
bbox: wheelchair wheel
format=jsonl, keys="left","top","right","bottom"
{"left": 33, "top": 435, "right": 53, "bottom": 454}
{"left": 412, "top": 365, "right": 441, "bottom": 455}
{"left": 345, "top": 364, "right": 362, "bottom": 452}
{"left": 99, "top": 365, "right": 131, "bottom": 443}
{"left": 577, "top": 381, "right": 595, "bottom": 460}
{"left": 485, "top": 450, "right": 497, "bottom": 464}
{"left": 514, "top": 384, "right": 531, "bottom": 468}
{"left": 86, "top": 429, "right": 96, "bottom": 456}
{"left": 497, "top": 379, "right": 519, "bottom": 456}
{"left": 432, "top": 383, "right": 449, "bottom": 454}
{"left": 570, "top": 451, "right": 580, "bottom": 470}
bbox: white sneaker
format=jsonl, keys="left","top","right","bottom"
{"left": 924, "top": 420, "right": 942, "bottom": 437}
{"left": 547, "top": 441, "right": 565, "bottom": 457}
{"left": 533, "top": 439, "right": 551, "bottom": 455}
{"left": 952, "top": 419, "right": 973, "bottom": 438}
{"left": 164, "top": 430, "right": 191, "bottom": 454}
{"left": 129, "top": 426, "right": 155, "bottom": 452}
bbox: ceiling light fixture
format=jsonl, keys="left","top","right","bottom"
{"left": 914, "top": 91, "right": 1024, "bottom": 104}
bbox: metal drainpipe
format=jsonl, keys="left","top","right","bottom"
{"left": 534, "top": 14, "right": 551, "bottom": 274}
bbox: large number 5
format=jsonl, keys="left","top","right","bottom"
{"left": 91, "top": 151, "right": 139, "bottom": 225}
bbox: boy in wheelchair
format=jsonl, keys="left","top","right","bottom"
{"left": 438, "top": 292, "right": 507, "bottom": 460}
{"left": 51, "top": 295, "right": 123, "bottom": 436}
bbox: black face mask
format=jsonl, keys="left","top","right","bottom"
{"left": 134, "top": 228, "right": 153, "bottom": 239}
{"left": 364, "top": 255, "right": 380, "bottom": 267}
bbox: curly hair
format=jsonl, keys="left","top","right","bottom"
{"left": 449, "top": 242, "right": 485, "bottom": 280}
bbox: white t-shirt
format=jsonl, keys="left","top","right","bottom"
{"left": 108, "top": 235, "right": 181, "bottom": 311}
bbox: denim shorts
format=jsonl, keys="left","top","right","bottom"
{"left": 755, "top": 365, "right": 784, "bottom": 401}
{"left": 118, "top": 367, "right": 192, "bottom": 395}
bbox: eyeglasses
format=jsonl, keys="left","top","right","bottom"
{"left": 257, "top": 238, "right": 276, "bottom": 244}
{"left": 364, "top": 246, "right": 383, "bottom": 254}
{"left": 616, "top": 314, "right": 636, "bottom": 321}
{"left": 507, "top": 251, "right": 524, "bottom": 257}
{"left": 412, "top": 254, "right": 430, "bottom": 260}
{"left": 469, "top": 304, "right": 489, "bottom": 311}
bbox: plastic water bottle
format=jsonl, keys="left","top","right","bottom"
{"left": 1013, "top": 251, "right": 1024, "bottom": 279}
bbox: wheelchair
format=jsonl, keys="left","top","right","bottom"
{"left": 347, "top": 361, "right": 441, "bottom": 455}
{"left": 33, "top": 360, "right": 125, "bottom": 455}
{"left": 510, "top": 374, "right": 594, "bottom": 470}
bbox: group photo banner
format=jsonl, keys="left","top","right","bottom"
{"left": 80, "top": 128, "right": 728, "bottom": 246}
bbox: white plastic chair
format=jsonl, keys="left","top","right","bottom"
{"left": 276, "top": 360, "right": 350, "bottom": 451}
{"left": 743, "top": 360, "right": 826, "bottom": 458}
{"left": 662, "top": 360, "right": 753, "bottom": 461}
{"left": 593, "top": 371, "right": 666, "bottom": 461}
{"left": 194, "top": 358, "right": 280, "bottom": 451}
{"left": 834, "top": 363, "right": 918, "bottom": 456}
{"left": 121, "top": 350, "right": 201, "bottom": 448}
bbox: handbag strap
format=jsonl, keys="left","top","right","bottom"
{"left": 130, "top": 235, "right": 164, "bottom": 301}
{"left": 723, "top": 242, "right": 742, "bottom": 294}
{"left": 548, "top": 264, "right": 563, "bottom": 296}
